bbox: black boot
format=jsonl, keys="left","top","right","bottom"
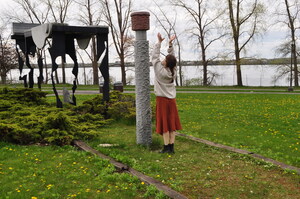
{"left": 169, "top": 144, "right": 175, "bottom": 154}
{"left": 159, "top": 145, "right": 170, "bottom": 153}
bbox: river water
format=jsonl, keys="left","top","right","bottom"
{"left": 7, "top": 65, "right": 291, "bottom": 87}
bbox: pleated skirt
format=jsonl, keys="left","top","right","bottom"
{"left": 156, "top": 96, "right": 182, "bottom": 134}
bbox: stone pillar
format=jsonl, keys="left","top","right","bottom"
{"left": 131, "top": 12, "right": 152, "bottom": 146}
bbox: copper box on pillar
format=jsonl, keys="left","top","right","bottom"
{"left": 131, "top": 12, "right": 150, "bottom": 31}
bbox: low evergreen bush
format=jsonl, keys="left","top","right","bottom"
{"left": 0, "top": 88, "right": 137, "bottom": 145}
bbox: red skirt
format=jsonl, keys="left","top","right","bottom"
{"left": 156, "top": 96, "right": 182, "bottom": 134}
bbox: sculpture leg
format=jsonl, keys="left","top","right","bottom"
{"left": 48, "top": 49, "right": 63, "bottom": 108}
{"left": 37, "top": 54, "right": 44, "bottom": 90}
{"left": 48, "top": 32, "right": 65, "bottom": 108}
{"left": 25, "top": 54, "right": 34, "bottom": 88}
{"left": 66, "top": 37, "right": 78, "bottom": 106}
{"left": 97, "top": 34, "right": 109, "bottom": 102}
{"left": 16, "top": 45, "right": 28, "bottom": 88}
{"left": 25, "top": 37, "right": 37, "bottom": 89}
{"left": 20, "top": 75, "right": 28, "bottom": 88}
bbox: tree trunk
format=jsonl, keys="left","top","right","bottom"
{"left": 120, "top": 54, "right": 126, "bottom": 86}
{"left": 92, "top": 36, "right": 99, "bottom": 85}
{"left": 82, "top": 62, "right": 87, "bottom": 85}
{"left": 179, "top": 64, "right": 182, "bottom": 86}
{"left": 235, "top": 39, "right": 243, "bottom": 86}
{"left": 92, "top": 60, "right": 98, "bottom": 85}
{"left": 121, "top": 63, "right": 126, "bottom": 86}
{"left": 292, "top": 42, "right": 298, "bottom": 86}
{"left": 236, "top": 55, "right": 243, "bottom": 86}
{"left": 201, "top": 42, "right": 208, "bottom": 86}
{"left": 203, "top": 61, "right": 208, "bottom": 86}
{"left": 1, "top": 74, "right": 6, "bottom": 84}
{"left": 178, "top": 45, "right": 183, "bottom": 86}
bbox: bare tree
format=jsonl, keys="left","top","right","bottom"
{"left": 275, "top": 41, "right": 300, "bottom": 88}
{"left": 100, "top": 0, "right": 133, "bottom": 86}
{"left": 172, "top": 0, "right": 226, "bottom": 86}
{"left": 76, "top": 0, "right": 102, "bottom": 85}
{"left": 275, "top": 0, "right": 300, "bottom": 87}
{"left": 7, "top": 0, "right": 49, "bottom": 24}
{"left": 227, "top": 0, "right": 266, "bottom": 86}
{"left": 151, "top": 1, "right": 184, "bottom": 86}
{"left": 46, "top": 0, "right": 73, "bottom": 24}
{"left": 0, "top": 35, "right": 18, "bottom": 84}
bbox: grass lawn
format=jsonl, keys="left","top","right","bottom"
{"left": 48, "top": 92, "right": 299, "bottom": 167}
{"left": 176, "top": 93, "right": 300, "bottom": 167}
{"left": 0, "top": 142, "right": 157, "bottom": 199}
{"left": 86, "top": 123, "right": 299, "bottom": 199}
{"left": 1, "top": 89, "right": 300, "bottom": 198}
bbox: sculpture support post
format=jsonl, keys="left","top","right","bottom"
{"left": 131, "top": 12, "right": 152, "bottom": 146}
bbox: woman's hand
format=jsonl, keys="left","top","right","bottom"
{"left": 157, "top": 33, "right": 165, "bottom": 43}
{"left": 169, "top": 35, "right": 176, "bottom": 44}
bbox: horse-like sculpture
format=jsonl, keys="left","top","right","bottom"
{"left": 11, "top": 23, "right": 109, "bottom": 108}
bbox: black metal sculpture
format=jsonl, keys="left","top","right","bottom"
{"left": 11, "top": 23, "right": 110, "bottom": 108}
{"left": 12, "top": 23, "right": 39, "bottom": 89}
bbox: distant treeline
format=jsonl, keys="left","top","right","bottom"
{"left": 24, "top": 58, "right": 293, "bottom": 69}
{"left": 111, "top": 58, "right": 293, "bottom": 67}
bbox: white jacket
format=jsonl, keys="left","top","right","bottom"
{"left": 151, "top": 42, "right": 177, "bottom": 99}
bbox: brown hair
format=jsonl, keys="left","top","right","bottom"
{"left": 165, "top": 54, "right": 177, "bottom": 82}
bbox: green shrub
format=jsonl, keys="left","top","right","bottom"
{"left": 107, "top": 101, "right": 136, "bottom": 122}
{"left": 0, "top": 99, "right": 13, "bottom": 111}
{"left": 80, "top": 91, "right": 137, "bottom": 123}
{"left": 42, "top": 129, "right": 74, "bottom": 146}
{"left": 44, "top": 111, "right": 73, "bottom": 131}
{"left": 0, "top": 123, "right": 41, "bottom": 144}
{"left": 0, "top": 89, "right": 138, "bottom": 146}
{"left": 0, "top": 87, "right": 48, "bottom": 105}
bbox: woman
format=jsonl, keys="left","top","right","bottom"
{"left": 152, "top": 33, "right": 182, "bottom": 154}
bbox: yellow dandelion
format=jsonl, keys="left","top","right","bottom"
{"left": 86, "top": 189, "right": 90, "bottom": 192}
{"left": 106, "top": 189, "right": 110, "bottom": 193}
{"left": 47, "top": 184, "right": 53, "bottom": 190}
{"left": 97, "top": 190, "right": 101, "bottom": 193}
{"left": 141, "top": 182, "right": 145, "bottom": 185}
{"left": 31, "top": 197, "right": 38, "bottom": 199}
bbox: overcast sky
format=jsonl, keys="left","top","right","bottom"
{"left": 0, "top": 0, "right": 289, "bottom": 60}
